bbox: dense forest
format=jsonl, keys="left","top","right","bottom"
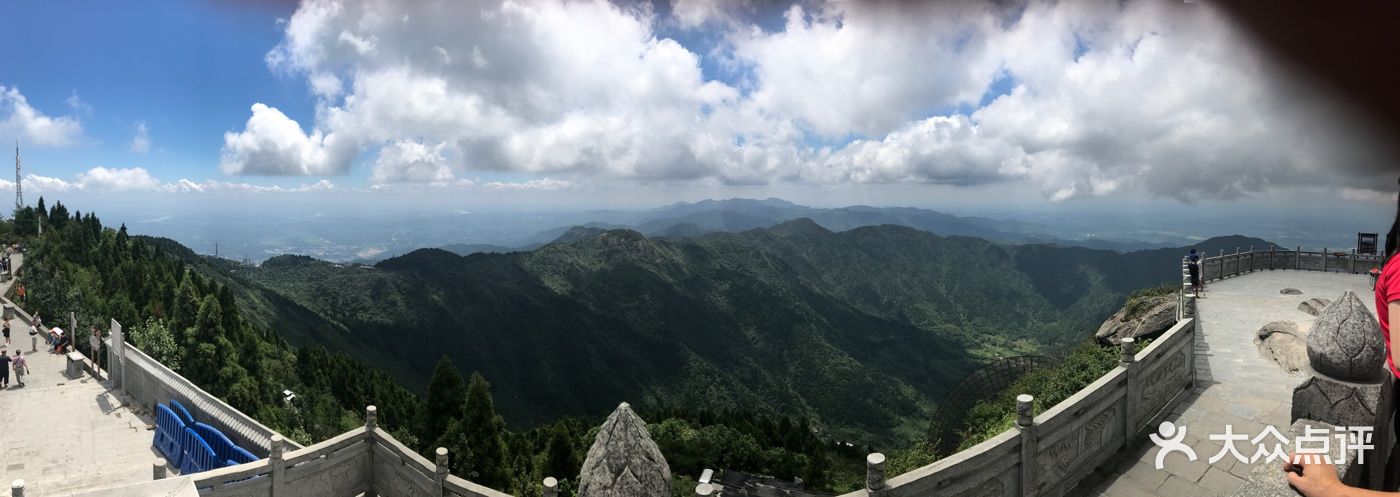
{"left": 8, "top": 198, "right": 874, "bottom": 495}
{"left": 241, "top": 219, "right": 1263, "bottom": 445}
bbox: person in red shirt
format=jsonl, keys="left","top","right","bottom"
{"left": 1362, "top": 178, "right": 1400, "bottom": 490}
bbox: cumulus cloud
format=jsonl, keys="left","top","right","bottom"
{"left": 219, "top": 0, "right": 1395, "bottom": 203}
{"left": 131, "top": 121, "right": 151, "bottom": 154}
{"left": 76, "top": 167, "right": 161, "bottom": 192}
{"left": 1, "top": 85, "right": 83, "bottom": 147}
{"left": 220, "top": 103, "right": 356, "bottom": 175}
{"left": 371, "top": 140, "right": 454, "bottom": 184}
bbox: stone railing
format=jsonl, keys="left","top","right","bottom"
{"left": 107, "top": 324, "right": 304, "bottom": 456}
{"left": 1198, "top": 246, "right": 1384, "bottom": 282}
{"left": 841, "top": 260, "right": 1202, "bottom": 497}
{"left": 188, "top": 407, "right": 517, "bottom": 497}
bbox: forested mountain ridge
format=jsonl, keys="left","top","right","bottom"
{"left": 15, "top": 200, "right": 874, "bottom": 495}
{"left": 239, "top": 218, "right": 1271, "bottom": 444}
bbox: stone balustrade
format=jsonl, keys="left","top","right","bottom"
{"left": 106, "top": 328, "right": 302, "bottom": 456}
{"left": 1198, "top": 246, "right": 1383, "bottom": 283}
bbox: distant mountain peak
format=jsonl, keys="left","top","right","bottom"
{"left": 375, "top": 247, "right": 463, "bottom": 270}
{"left": 549, "top": 226, "right": 609, "bottom": 245}
{"left": 768, "top": 217, "right": 831, "bottom": 237}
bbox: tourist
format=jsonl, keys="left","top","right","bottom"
{"left": 0, "top": 348, "right": 10, "bottom": 388}
{"left": 1188, "top": 248, "right": 1204, "bottom": 297}
{"left": 2, "top": 317, "right": 9, "bottom": 346}
{"left": 50, "top": 327, "right": 69, "bottom": 354}
{"left": 11, "top": 350, "right": 25, "bottom": 387}
{"left": 16, "top": 284, "right": 25, "bottom": 304}
{"left": 1284, "top": 457, "right": 1400, "bottom": 496}
{"left": 1358, "top": 176, "right": 1400, "bottom": 490}
{"left": 32, "top": 313, "right": 44, "bottom": 344}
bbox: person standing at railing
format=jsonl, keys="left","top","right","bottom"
{"left": 1188, "top": 249, "right": 1205, "bottom": 297}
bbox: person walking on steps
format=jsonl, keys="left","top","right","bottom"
{"left": 0, "top": 349, "right": 11, "bottom": 388}
{"left": 11, "top": 350, "right": 25, "bottom": 387}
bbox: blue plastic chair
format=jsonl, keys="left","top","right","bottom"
{"left": 153, "top": 404, "right": 187, "bottom": 468}
{"left": 179, "top": 427, "right": 218, "bottom": 474}
{"left": 192, "top": 422, "right": 257, "bottom": 468}
{"left": 169, "top": 399, "right": 196, "bottom": 425}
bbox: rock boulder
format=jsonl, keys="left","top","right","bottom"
{"left": 1305, "top": 291, "right": 1384, "bottom": 381}
{"left": 1254, "top": 321, "right": 1307, "bottom": 374}
{"left": 578, "top": 403, "right": 671, "bottom": 497}
{"left": 1298, "top": 297, "right": 1332, "bottom": 316}
{"left": 1095, "top": 295, "right": 1177, "bottom": 344}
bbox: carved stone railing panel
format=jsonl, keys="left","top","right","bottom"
{"left": 1032, "top": 370, "right": 1127, "bottom": 497}
{"left": 878, "top": 429, "right": 1021, "bottom": 497}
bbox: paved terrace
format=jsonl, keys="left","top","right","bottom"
{"left": 1081, "top": 270, "right": 1378, "bottom": 497}
{"left": 0, "top": 254, "right": 163, "bottom": 496}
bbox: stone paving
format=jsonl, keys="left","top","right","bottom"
{"left": 1079, "top": 270, "right": 1379, "bottom": 497}
{"left": 0, "top": 253, "right": 165, "bottom": 496}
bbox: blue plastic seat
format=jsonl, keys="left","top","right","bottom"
{"left": 169, "top": 399, "right": 195, "bottom": 425}
{"left": 153, "top": 404, "right": 187, "bottom": 468}
{"left": 179, "top": 426, "right": 218, "bottom": 474}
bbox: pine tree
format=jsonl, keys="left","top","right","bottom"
{"left": 422, "top": 356, "right": 467, "bottom": 447}
{"left": 543, "top": 422, "right": 580, "bottom": 483}
{"left": 440, "top": 372, "right": 508, "bottom": 487}
{"left": 171, "top": 272, "right": 201, "bottom": 337}
{"left": 184, "top": 294, "right": 232, "bottom": 395}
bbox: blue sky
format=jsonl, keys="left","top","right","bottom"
{"left": 1, "top": 1, "right": 312, "bottom": 185}
{"left": 0, "top": 0, "right": 1394, "bottom": 215}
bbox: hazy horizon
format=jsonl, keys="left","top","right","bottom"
{"left": 3, "top": 0, "right": 1397, "bottom": 260}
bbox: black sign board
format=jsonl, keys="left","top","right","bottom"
{"left": 1359, "top": 232, "right": 1379, "bottom": 255}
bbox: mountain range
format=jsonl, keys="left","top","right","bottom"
{"left": 432, "top": 198, "right": 1184, "bottom": 258}
{"left": 230, "top": 219, "right": 1270, "bottom": 444}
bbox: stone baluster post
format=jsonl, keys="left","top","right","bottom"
{"left": 543, "top": 477, "right": 559, "bottom": 497}
{"left": 1270, "top": 246, "right": 1276, "bottom": 270}
{"left": 1296, "top": 246, "right": 1302, "bottom": 270}
{"left": 153, "top": 459, "right": 167, "bottom": 480}
{"left": 1323, "top": 247, "right": 1328, "bottom": 272}
{"left": 1016, "top": 394, "right": 1037, "bottom": 497}
{"left": 365, "top": 406, "right": 378, "bottom": 497}
{"left": 866, "top": 453, "right": 886, "bottom": 495}
{"left": 695, "top": 482, "right": 715, "bottom": 496}
{"left": 435, "top": 448, "right": 449, "bottom": 497}
{"left": 1351, "top": 249, "right": 1357, "bottom": 274}
{"left": 1248, "top": 245, "right": 1254, "bottom": 272}
{"left": 10, "top": 480, "right": 22, "bottom": 497}
{"left": 1234, "top": 247, "right": 1240, "bottom": 276}
{"left": 1120, "top": 338, "right": 1139, "bottom": 449}
{"left": 270, "top": 435, "right": 286, "bottom": 497}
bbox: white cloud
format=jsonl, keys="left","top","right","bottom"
{"left": 481, "top": 178, "right": 572, "bottom": 191}
{"left": 371, "top": 140, "right": 454, "bottom": 185}
{"left": 76, "top": 167, "right": 161, "bottom": 192}
{"left": 220, "top": 103, "right": 356, "bottom": 176}
{"left": 131, "top": 121, "right": 151, "bottom": 154}
{"left": 0, "top": 85, "right": 83, "bottom": 147}
{"left": 219, "top": 0, "right": 1395, "bottom": 203}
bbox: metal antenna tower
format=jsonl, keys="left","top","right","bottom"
{"left": 13, "top": 141, "right": 21, "bottom": 212}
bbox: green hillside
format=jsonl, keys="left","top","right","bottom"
{"left": 238, "top": 219, "right": 1253, "bottom": 444}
